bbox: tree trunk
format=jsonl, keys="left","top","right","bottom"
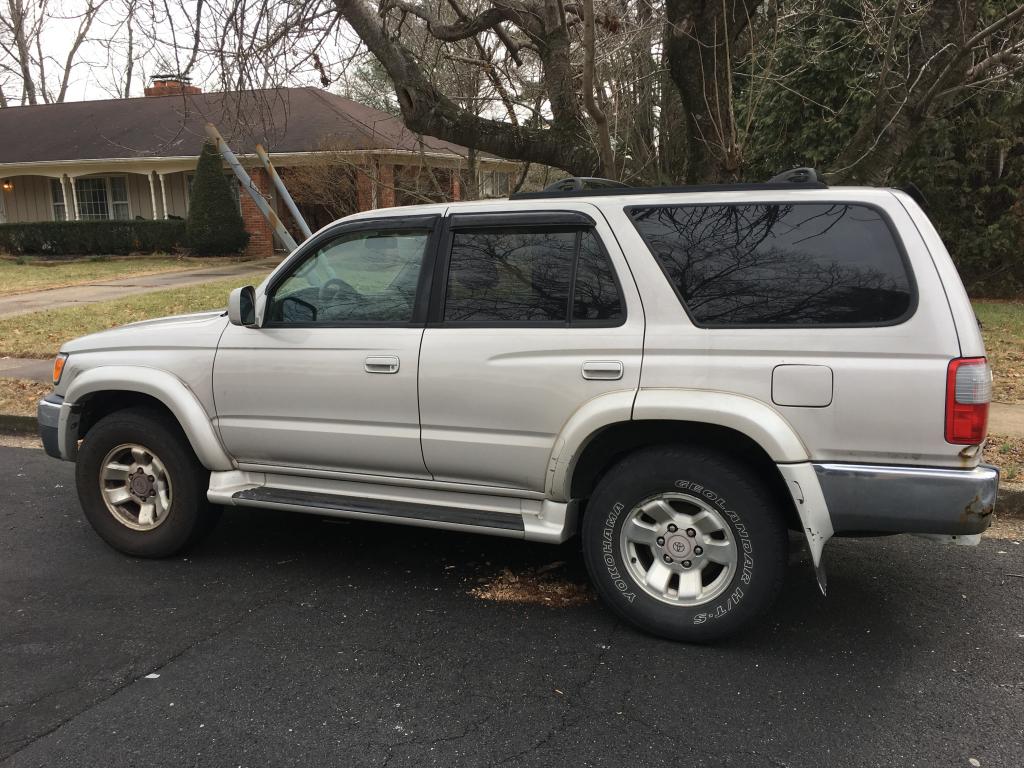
{"left": 664, "top": 0, "right": 762, "bottom": 182}
{"left": 658, "top": 37, "right": 689, "bottom": 183}
{"left": 581, "top": 0, "right": 615, "bottom": 177}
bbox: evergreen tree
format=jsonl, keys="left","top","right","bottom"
{"left": 186, "top": 141, "right": 249, "bottom": 255}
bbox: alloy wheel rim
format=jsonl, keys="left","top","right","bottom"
{"left": 98, "top": 443, "right": 173, "bottom": 531}
{"left": 619, "top": 492, "right": 739, "bottom": 607}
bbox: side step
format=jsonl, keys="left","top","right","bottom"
{"left": 231, "top": 486, "right": 525, "bottom": 533}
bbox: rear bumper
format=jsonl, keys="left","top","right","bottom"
{"left": 37, "top": 395, "right": 63, "bottom": 460}
{"left": 814, "top": 462, "right": 998, "bottom": 536}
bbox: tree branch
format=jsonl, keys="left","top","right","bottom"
{"left": 334, "top": 0, "right": 598, "bottom": 173}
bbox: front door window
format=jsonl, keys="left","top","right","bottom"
{"left": 268, "top": 229, "right": 430, "bottom": 324}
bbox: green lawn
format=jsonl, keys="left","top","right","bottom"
{"left": 0, "top": 271, "right": 268, "bottom": 359}
{"left": 973, "top": 300, "right": 1024, "bottom": 404}
{"left": 0, "top": 255, "right": 212, "bottom": 296}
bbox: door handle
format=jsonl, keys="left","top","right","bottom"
{"left": 364, "top": 356, "right": 400, "bottom": 374}
{"left": 582, "top": 360, "right": 623, "bottom": 381}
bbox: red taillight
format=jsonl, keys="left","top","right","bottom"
{"left": 945, "top": 357, "right": 991, "bottom": 444}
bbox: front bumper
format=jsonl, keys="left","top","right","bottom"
{"left": 37, "top": 395, "right": 63, "bottom": 459}
{"left": 814, "top": 462, "right": 999, "bottom": 536}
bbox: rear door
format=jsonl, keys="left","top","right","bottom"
{"left": 417, "top": 207, "right": 645, "bottom": 491}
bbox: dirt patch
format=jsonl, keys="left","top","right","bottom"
{"left": 468, "top": 563, "right": 595, "bottom": 607}
{"left": 986, "top": 516, "right": 1024, "bottom": 541}
{"left": 0, "top": 377, "right": 50, "bottom": 417}
{"left": 985, "top": 434, "right": 1024, "bottom": 483}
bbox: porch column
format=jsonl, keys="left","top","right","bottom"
{"left": 378, "top": 161, "right": 395, "bottom": 207}
{"left": 355, "top": 164, "right": 374, "bottom": 211}
{"left": 68, "top": 175, "right": 80, "bottom": 221}
{"left": 451, "top": 168, "right": 462, "bottom": 201}
{"left": 59, "top": 174, "right": 71, "bottom": 221}
{"left": 157, "top": 173, "right": 169, "bottom": 219}
{"left": 147, "top": 172, "right": 160, "bottom": 219}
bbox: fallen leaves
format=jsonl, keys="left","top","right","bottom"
{"left": 468, "top": 564, "right": 595, "bottom": 608}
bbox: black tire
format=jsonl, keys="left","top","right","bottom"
{"left": 75, "top": 407, "right": 220, "bottom": 557}
{"left": 581, "top": 445, "right": 787, "bottom": 642}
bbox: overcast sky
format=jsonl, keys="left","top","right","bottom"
{"left": 2, "top": 1, "right": 352, "bottom": 105}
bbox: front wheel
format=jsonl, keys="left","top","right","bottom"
{"left": 75, "top": 407, "right": 220, "bottom": 557}
{"left": 581, "top": 446, "right": 787, "bottom": 642}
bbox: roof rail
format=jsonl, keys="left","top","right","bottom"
{"left": 767, "top": 166, "right": 821, "bottom": 184}
{"left": 510, "top": 168, "right": 827, "bottom": 200}
{"left": 542, "top": 177, "right": 632, "bottom": 192}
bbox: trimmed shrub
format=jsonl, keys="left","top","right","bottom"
{"left": 187, "top": 141, "right": 249, "bottom": 255}
{"left": 0, "top": 220, "right": 186, "bottom": 256}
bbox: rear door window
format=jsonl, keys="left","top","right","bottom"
{"left": 442, "top": 227, "right": 624, "bottom": 324}
{"left": 628, "top": 203, "right": 915, "bottom": 326}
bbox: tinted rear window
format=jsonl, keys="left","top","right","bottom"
{"left": 443, "top": 228, "right": 623, "bottom": 324}
{"left": 628, "top": 203, "right": 914, "bottom": 326}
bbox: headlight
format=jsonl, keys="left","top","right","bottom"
{"left": 52, "top": 353, "right": 68, "bottom": 385}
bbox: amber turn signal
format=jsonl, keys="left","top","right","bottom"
{"left": 52, "top": 354, "right": 68, "bottom": 385}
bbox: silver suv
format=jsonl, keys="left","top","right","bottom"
{"left": 37, "top": 179, "right": 999, "bottom": 641}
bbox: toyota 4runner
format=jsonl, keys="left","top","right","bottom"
{"left": 37, "top": 178, "right": 999, "bottom": 642}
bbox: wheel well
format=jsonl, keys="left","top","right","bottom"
{"left": 569, "top": 420, "right": 802, "bottom": 531}
{"left": 76, "top": 390, "right": 179, "bottom": 441}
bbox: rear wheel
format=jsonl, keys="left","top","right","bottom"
{"left": 581, "top": 445, "right": 787, "bottom": 642}
{"left": 75, "top": 407, "right": 220, "bottom": 557}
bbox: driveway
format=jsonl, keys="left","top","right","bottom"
{"left": 1, "top": 444, "right": 1022, "bottom": 767}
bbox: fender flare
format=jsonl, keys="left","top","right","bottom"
{"left": 63, "top": 365, "right": 234, "bottom": 471}
{"left": 547, "top": 388, "right": 832, "bottom": 566}
{"left": 631, "top": 389, "right": 811, "bottom": 461}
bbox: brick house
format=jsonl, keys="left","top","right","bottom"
{"left": 0, "top": 78, "right": 518, "bottom": 258}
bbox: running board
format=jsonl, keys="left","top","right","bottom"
{"left": 208, "top": 469, "right": 576, "bottom": 542}
{"left": 231, "top": 486, "right": 525, "bottom": 533}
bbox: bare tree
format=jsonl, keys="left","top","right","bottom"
{"left": 828, "top": 2, "right": 1024, "bottom": 183}
{"left": 0, "top": 0, "right": 113, "bottom": 106}
{"left": 93, "top": 0, "right": 1024, "bottom": 187}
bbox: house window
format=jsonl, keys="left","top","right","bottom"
{"left": 479, "top": 171, "right": 511, "bottom": 198}
{"left": 61, "top": 177, "right": 132, "bottom": 221}
{"left": 51, "top": 179, "right": 67, "bottom": 221}
{"left": 76, "top": 178, "right": 110, "bottom": 219}
{"left": 109, "top": 177, "right": 131, "bottom": 219}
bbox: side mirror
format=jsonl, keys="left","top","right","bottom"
{"left": 227, "top": 285, "right": 258, "bottom": 327}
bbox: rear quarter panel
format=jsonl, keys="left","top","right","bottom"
{"left": 600, "top": 189, "right": 966, "bottom": 468}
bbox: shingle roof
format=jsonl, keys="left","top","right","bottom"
{"left": 0, "top": 87, "right": 488, "bottom": 164}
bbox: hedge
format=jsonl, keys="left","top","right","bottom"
{"left": 0, "top": 220, "right": 187, "bottom": 256}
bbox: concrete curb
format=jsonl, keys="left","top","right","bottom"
{"left": 999, "top": 483, "right": 1024, "bottom": 519}
{"left": 0, "top": 414, "right": 36, "bottom": 433}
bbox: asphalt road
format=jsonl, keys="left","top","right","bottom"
{"left": 1, "top": 445, "right": 1022, "bottom": 768}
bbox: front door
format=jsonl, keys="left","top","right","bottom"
{"left": 418, "top": 208, "right": 645, "bottom": 491}
{"left": 213, "top": 217, "right": 437, "bottom": 478}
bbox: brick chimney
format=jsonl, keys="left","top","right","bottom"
{"left": 144, "top": 75, "right": 201, "bottom": 97}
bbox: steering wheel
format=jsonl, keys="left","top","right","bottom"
{"left": 318, "top": 277, "right": 358, "bottom": 305}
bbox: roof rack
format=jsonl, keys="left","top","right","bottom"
{"left": 509, "top": 168, "right": 827, "bottom": 200}
{"left": 542, "top": 177, "right": 632, "bottom": 192}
